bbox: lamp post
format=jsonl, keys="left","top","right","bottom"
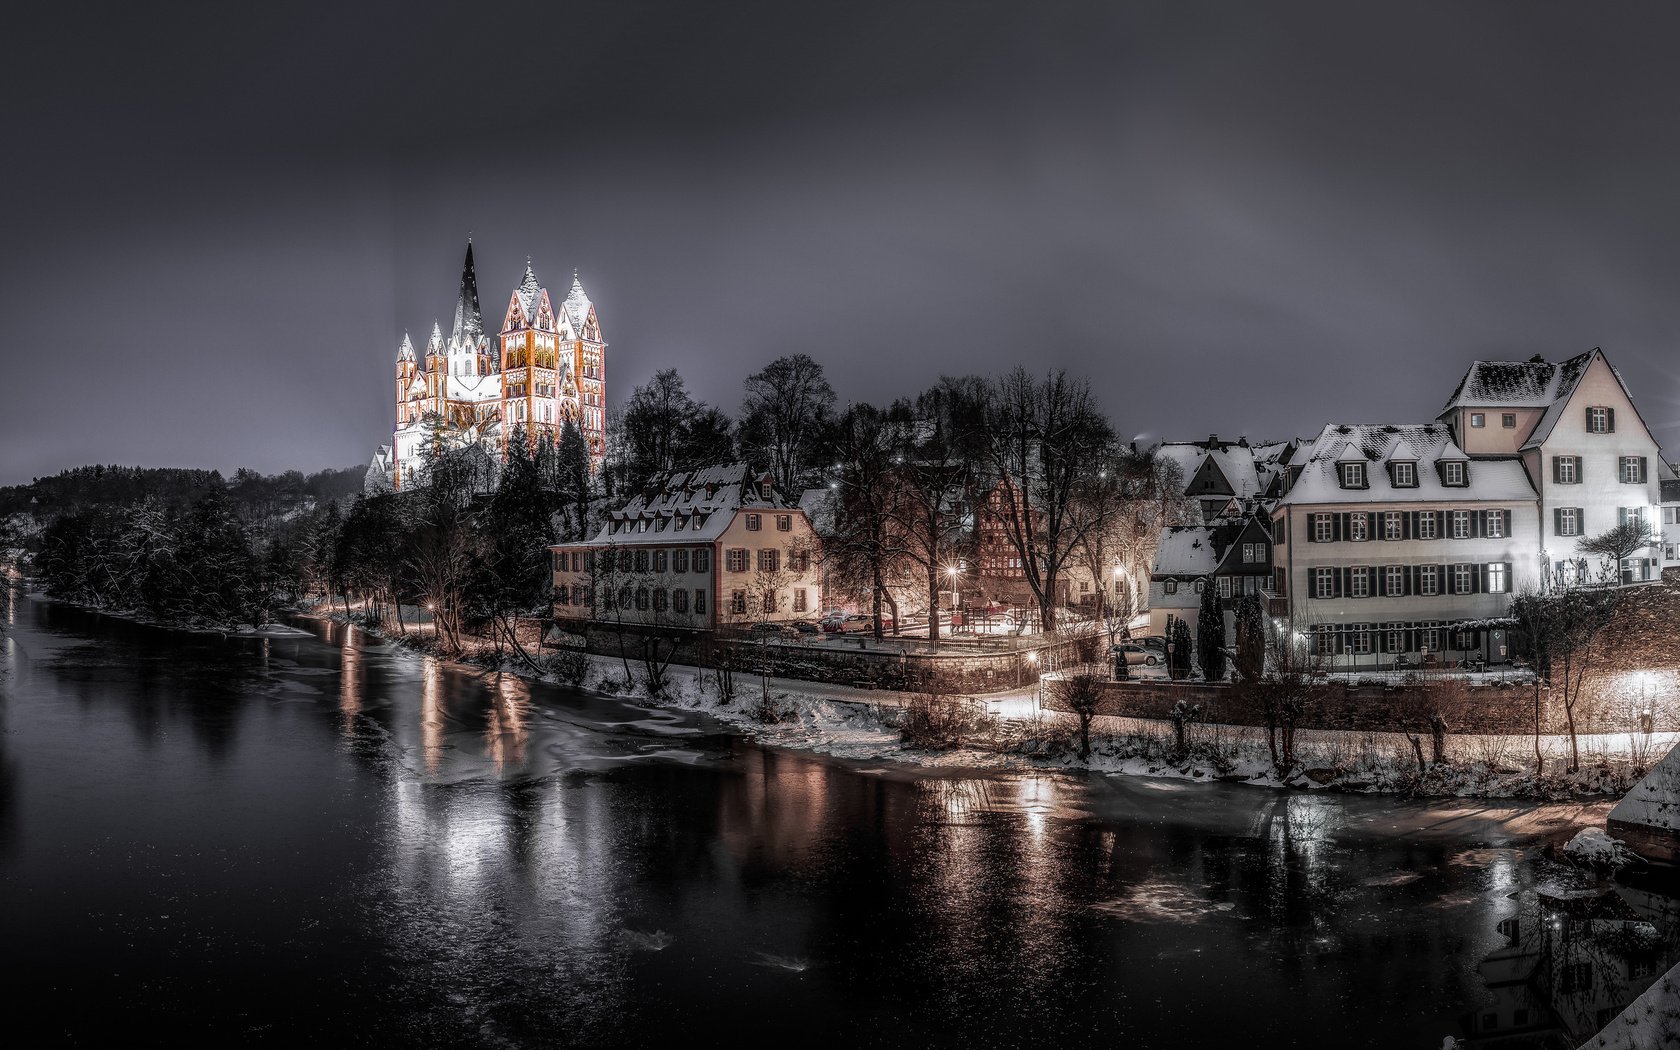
{"left": 945, "top": 564, "right": 963, "bottom": 636}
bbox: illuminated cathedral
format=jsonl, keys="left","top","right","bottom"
{"left": 367, "top": 241, "right": 607, "bottom": 490}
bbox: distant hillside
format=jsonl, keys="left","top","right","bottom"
{"left": 0, "top": 464, "right": 366, "bottom": 519}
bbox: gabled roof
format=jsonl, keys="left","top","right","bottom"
{"left": 1280, "top": 422, "right": 1536, "bottom": 506}
{"left": 1440, "top": 353, "right": 1589, "bottom": 411}
{"left": 574, "top": 463, "right": 799, "bottom": 548}
{"left": 1153, "top": 525, "right": 1220, "bottom": 578}
{"left": 397, "top": 332, "right": 414, "bottom": 362}
{"left": 515, "top": 262, "right": 541, "bottom": 318}
{"left": 426, "top": 321, "right": 444, "bottom": 352}
{"left": 561, "top": 273, "right": 593, "bottom": 332}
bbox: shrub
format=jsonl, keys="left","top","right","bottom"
{"left": 898, "top": 694, "right": 988, "bottom": 749}
{"left": 548, "top": 649, "right": 589, "bottom": 688}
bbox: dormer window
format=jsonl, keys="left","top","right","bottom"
{"left": 1390, "top": 461, "right": 1418, "bottom": 488}
{"left": 1441, "top": 461, "right": 1467, "bottom": 486}
{"left": 1338, "top": 462, "right": 1368, "bottom": 489}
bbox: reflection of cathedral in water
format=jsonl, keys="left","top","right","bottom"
{"left": 1463, "top": 884, "right": 1677, "bottom": 1048}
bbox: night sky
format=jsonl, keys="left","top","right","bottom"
{"left": 5, "top": 0, "right": 1680, "bottom": 484}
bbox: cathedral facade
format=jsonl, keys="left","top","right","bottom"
{"left": 369, "top": 242, "right": 607, "bottom": 490}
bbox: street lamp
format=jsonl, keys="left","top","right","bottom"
{"left": 944, "top": 564, "right": 963, "bottom": 635}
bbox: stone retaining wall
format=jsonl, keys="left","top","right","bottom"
{"left": 1043, "top": 674, "right": 1680, "bottom": 736}
{"left": 567, "top": 621, "right": 1091, "bottom": 693}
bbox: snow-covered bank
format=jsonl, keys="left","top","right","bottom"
{"left": 22, "top": 585, "right": 318, "bottom": 638}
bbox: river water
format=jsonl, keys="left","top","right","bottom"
{"left": 1, "top": 586, "right": 1674, "bottom": 1048}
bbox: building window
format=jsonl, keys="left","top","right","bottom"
{"left": 1386, "top": 623, "right": 1405, "bottom": 651}
{"left": 1555, "top": 456, "right": 1580, "bottom": 484}
{"left": 1470, "top": 412, "right": 1485, "bottom": 428}
{"left": 1339, "top": 462, "right": 1367, "bottom": 488}
{"left": 1417, "top": 513, "right": 1437, "bottom": 540}
{"left": 1383, "top": 512, "right": 1403, "bottom": 540}
{"left": 1487, "top": 563, "right": 1509, "bottom": 593}
{"left": 1349, "top": 627, "right": 1373, "bottom": 654}
{"left": 1619, "top": 456, "right": 1647, "bottom": 484}
{"left": 1418, "top": 622, "right": 1441, "bottom": 653}
{"left": 634, "top": 550, "right": 649, "bottom": 573}
{"left": 1485, "top": 510, "right": 1504, "bottom": 538}
{"left": 1452, "top": 564, "right": 1474, "bottom": 594}
{"left": 1384, "top": 565, "right": 1405, "bottom": 595}
{"left": 793, "top": 589, "right": 807, "bottom": 612}
{"left": 789, "top": 548, "right": 810, "bottom": 572}
{"left": 1418, "top": 564, "right": 1439, "bottom": 595}
{"left": 1348, "top": 514, "right": 1369, "bottom": 542}
{"left": 1313, "top": 568, "right": 1335, "bottom": 599}
{"left": 1452, "top": 511, "right": 1471, "bottom": 539}
{"left": 1556, "top": 507, "right": 1581, "bottom": 536}
{"left": 1313, "top": 513, "right": 1334, "bottom": 542}
{"left": 1164, "top": 580, "right": 1178, "bottom": 595}
{"left": 746, "top": 513, "right": 762, "bottom": 531}
{"left": 694, "top": 548, "right": 710, "bottom": 573}
{"left": 758, "top": 549, "right": 779, "bottom": 573}
{"left": 557, "top": 584, "right": 570, "bottom": 605}
{"left": 695, "top": 589, "right": 707, "bottom": 614}
{"left": 653, "top": 588, "right": 669, "bottom": 612}
{"left": 776, "top": 514, "right": 792, "bottom": 532}
{"left": 1242, "top": 542, "right": 1268, "bottom": 562}
{"left": 654, "top": 549, "right": 668, "bottom": 573}
{"left": 1348, "top": 567, "right": 1371, "bottom": 598}
{"left": 635, "top": 587, "right": 649, "bottom": 611}
{"left": 1217, "top": 576, "right": 1231, "bottom": 598}
{"left": 728, "top": 590, "right": 747, "bottom": 614}
{"left": 1194, "top": 580, "right": 1205, "bottom": 593}
{"left": 762, "top": 591, "right": 777, "bottom": 614}
{"left": 674, "top": 588, "right": 689, "bottom": 614}
{"left": 619, "top": 585, "right": 634, "bottom": 609}
{"left": 1586, "top": 406, "right": 1611, "bottom": 433}
{"left": 1392, "top": 461, "right": 1417, "bottom": 487}
{"left": 1442, "top": 461, "right": 1467, "bottom": 486}
{"left": 674, "top": 548, "right": 689, "bottom": 574}
{"left": 726, "top": 548, "right": 748, "bottom": 573}
{"left": 1501, "top": 413, "right": 1516, "bottom": 429}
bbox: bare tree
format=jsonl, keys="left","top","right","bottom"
{"left": 1578, "top": 517, "right": 1657, "bottom": 582}
{"left": 1049, "top": 668, "right": 1104, "bottom": 761}
{"left": 827, "top": 402, "right": 911, "bottom": 640}
{"left": 739, "top": 353, "right": 836, "bottom": 494}
{"left": 885, "top": 386, "right": 973, "bottom": 642}
{"left": 1240, "top": 616, "right": 1329, "bottom": 777}
{"left": 965, "top": 368, "right": 1115, "bottom": 635}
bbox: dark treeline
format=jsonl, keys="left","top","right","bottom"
{"left": 16, "top": 426, "right": 588, "bottom": 667}
{"left": 0, "top": 463, "right": 366, "bottom": 518}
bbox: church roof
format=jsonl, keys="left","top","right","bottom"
{"left": 515, "top": 262, "right": 541, "bottom": 321}
{"left": 561, "top": 273, "right": 593, "bottom": 330}
{"left": 397, "top": 332, "right": 414, "bottom": 361}
{"left": 449, "top": 240, "right": 483, "bottom": 348}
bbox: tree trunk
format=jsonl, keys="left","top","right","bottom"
{"left": 926, "top": 564, "right": 941, "bottom": 642}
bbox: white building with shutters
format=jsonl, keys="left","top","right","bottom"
{"left": 1438, "top": 348, "right": 1669, "bottom": 585}
{"left": 1271, "top": 422, "right": 1542, "bottom": 667}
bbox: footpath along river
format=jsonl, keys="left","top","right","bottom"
{"left": 1, "top": 586, "right": 1674, "bottom": 1048}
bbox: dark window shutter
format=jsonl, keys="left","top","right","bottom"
{"left": 1476, "top": 564, "right": 1487, "bottom": 593}
{"left": 1436, "top": 510, "right": 1446, "bottom": 538}
{"left": 1333, "top": 514, "right": 1343, "bottom": 542}
{"left": 1503, "top": 510, "right": 1512, "bottom": 536}
{"left": 1553, "top": 508, "right": 1561, "bottom": 536}
{"left": 1552, "top": 457, "right": 1561, "bottom": 483}
{"left": 1586, "top": 406, "right": 1595, "bottom": 431}
{"left": 1638, "top": 457, "right": 1648, "bottom": 483}
{"left": 1470, "top": 510, "right": 1481, "bottom": 538}
{"left": 1607, "top": 407, "right": 1616, "bottom": 432}
{"left": 1619, "top": 507, "right": 1628, "bottom": 527}
{"left": 1577, "top": 458, "right": 1584, "bottom": 484}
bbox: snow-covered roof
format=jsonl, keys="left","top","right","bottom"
{"left": 561, "top": 274, "right": 592, "bottom": 331}
{"left": 397, "top": 332, "right": 415, "bottom": 362}
{"left": 1439, "top": 355, "right": 1586, "bottom": 410}
{"left": 1279, "top": 422, "right": 1536, "bottom": 506}
{"left": 1577, "top": 958, "right": 1680, "bottom": 1050}
{"left": 569, "top": 462, "right": 797, "bottom": 548}
{"left": 1609, "top": 740, "right": 1680, "bottom": 836}
{"left": 1152, "top": 525, "right": 1220, "bottom": 578}
{"left": 445, "top": 372, "right": 502, "bottom": 403}
{"left": 515, "top": 263, "right": 541, "bottom": 319}
{"left": 1156, "top": 436, "right": 1294, "bottom": 502}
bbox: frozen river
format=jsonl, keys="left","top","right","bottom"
{"left": 1, "top": 585, "right": 1673, "bottom": 1047}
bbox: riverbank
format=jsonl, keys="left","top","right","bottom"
{"left": 297, "top": 599, "right": 1674, "bottom": 804}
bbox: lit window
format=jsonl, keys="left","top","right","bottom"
{"left": 1487, "top": 563, "right": 1509, "bottom": 593}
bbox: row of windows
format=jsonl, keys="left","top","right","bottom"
{"left": 1467, "top": 412, "right": 1518, "bottom": 429}
{"left": 610, "top": 514, "right": 712, "bottom": 535}
{"left": 1310, "top": 562, "right": 1511, "bottom": 598}
{"left": 1309, "top": 622, "right": 1480, "bottom": 655}
{"left": 554, "top": 547, "right": 713, "bottom": 575}
{"left": 728, "top": 588, "right": 811, "bottom": 614}
{"left": 723, "top": 548, "right": 811, "bottom": 573}
{"left": 1161, "top": 576, "right": 1267, "bottom": 597}
{"left": 1310, "top": 509, "right": 1510, "bottom": 542}
{"left": 744, "top": 513, "right": 795, "bottom": 532}
{"left": 557, "top": 585, "right": 709, "bottom": 615}
{"left": 1553, "top": 506, "right": 1652, "bottom": 537}
{"left": 1550, "top": 454, "right": 1649, "bottom": 485}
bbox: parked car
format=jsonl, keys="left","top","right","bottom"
{"left": 1134, "top": 635, "right": 1168, "bottom": 653}
{"left": 835, "top": 614, "right": 879, "bottom": 634}
{"left": 790, "top": 619, "right": 821, "bottom": 634}
{"left": 1111, "top": 642, "right": 1161, "bottom": 666}
{"left": 747, "top": 622, "right": 797, "bottom": 639}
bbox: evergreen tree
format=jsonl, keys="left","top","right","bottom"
{"left": 557, "top": 419, "right": 591, "bottom": 541}
{"left": 1232, "top": 591, "right": 1266, "bottom": 683}
{"left": 1196, "top": 580, "right": 1226, "bottom": 681}
{"left": 1168, "top": 615, "right": 1194, "bottom": 681}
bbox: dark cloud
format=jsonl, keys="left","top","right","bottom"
{"left": 4, "top": 0, "right": 1679, "bottom": 483}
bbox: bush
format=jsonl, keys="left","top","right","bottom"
{"left": 548, "top": 649, "right": 589, "bottom": 688}
{"left": 898, "top": 694, "right": 989, "bottom": 749}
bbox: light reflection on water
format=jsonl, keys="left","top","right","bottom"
{"left": 0, "top": 589, "right": 1675, "bottom": 1049}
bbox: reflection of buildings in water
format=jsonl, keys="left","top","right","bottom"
{"left": 485, "top": 673, "right": 530, "bottom": 774}
{"left": 1464, "top": 886, "right": 1677, "bottom": 1048}
{"left": 420, "top": 655, "right": 444, "bottom": 775}
{"left": 339, "top": 629, "right": 362, "bottom": 738}
{"left": 716, "top": 749, "right": 833, "bottom": 868}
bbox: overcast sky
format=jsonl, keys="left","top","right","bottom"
{"left": 4, "top": 0, "right": 1680, "bottom": 484}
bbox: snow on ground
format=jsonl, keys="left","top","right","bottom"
{"left": 1561, "top": 827, "right": 1642, "bottom": 870}
{"left": 1576, "top": 960, "right": 1680, "bottom": 1050}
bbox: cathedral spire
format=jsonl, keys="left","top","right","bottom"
{"left": 397, "top": 331, "right": 415, "bottom": 361}
{"left": 449, "top": 239, "right": 482, "bottom": 347}
{"left": 516, "top": 259, "right": 541, "bottom": 319}
{"left": 427, "top": 321, "right": 444, "bottom": 353}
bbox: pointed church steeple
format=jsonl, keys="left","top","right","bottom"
{"left": 516, "top": 259, "right": 541, "bottom": 320}
{"left": 427, "top": 321, "right": 444, "bottom": 354}
{"left": 449, "top": 239, "right": 482, "bottom": 347}
{"left": 397, "top": 332, "right": 415, "bottom": 361}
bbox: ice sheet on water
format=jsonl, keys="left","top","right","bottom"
{"left": 1361, "top": 870, "right": 1424, "bottom": 887}
{"left": 618, "top": 929, "right": 673, "bottom": 952}
{"left": 1090, "top": 881, "right": 1237, "bottom": 923}
{"left": 753, "top": 953, "right": 812, "bottom": 972}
